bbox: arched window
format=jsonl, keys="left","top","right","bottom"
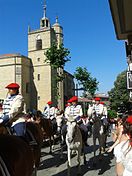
{"left": 42, "top": 19, "right": 49, "bottom": 28}
{"left": 36, "top": 35, "right": 42, "bottom": 50}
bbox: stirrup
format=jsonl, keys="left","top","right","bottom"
{"left": 29, "top": 141, "right": 38, "bottom": 146}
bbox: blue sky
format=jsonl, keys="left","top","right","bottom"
{"left": 0, "top": 0, "right": 127, "bottom": 94}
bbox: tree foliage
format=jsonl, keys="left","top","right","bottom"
{"left": 74, "top": 67, "right": 99, "bottom": 97}
{"left": 44, "top": 42, "right": 71, "bottom": 101}
{"left": 44, "top": 42, "right": 70, "bottom": 69}
{"left": 108, "top": 109, "right": 117, "bottom": 119}
{"left": 108, "top": 70, "right": 130, "bottom": 112}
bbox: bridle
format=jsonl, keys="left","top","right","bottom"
{"left": 67, "top": 120, "right": 77, "bottom": 143}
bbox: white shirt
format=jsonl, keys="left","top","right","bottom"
{"left": 2, "top": 94, "right": 24, "bottom": 119}
{"left": 64, "top": 106, "right": 71, "bottom": 119}
{"left": 43, "top": 104, "right": 56, "bottom": 120}
{"left": 114, "top": 140, "right": 132, "bottom": 176}
{"left": 65, "top": 104, "right": 83, "bottom": 120}
{"left": 93, "top": 104, "right": 104, "bottom": 115}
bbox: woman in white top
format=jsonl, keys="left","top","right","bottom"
{"left": 115, "top": 115, "right": 132, "bottom": 176}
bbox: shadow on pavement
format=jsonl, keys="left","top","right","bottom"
{"left": 38, "top": 136, "right": 115, "bottom": 176}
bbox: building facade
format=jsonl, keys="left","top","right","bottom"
{"left": 28, "top": 5, "right": 66, "bottom": 110}
{"left": 0, "top": 54, "right": 31, "bottom": 110}
{"left": 0, "top": 4, "right": 75, "bottom": 111}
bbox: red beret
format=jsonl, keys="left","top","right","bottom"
{"left": 67, "top": 99, "right": 72, "bottom": 103}
{"left": 100, "top": 102, "right": 104, "bottom": 105}
{"left": 94, "top": 97, "right": 101, "bottom": 101}
{"left": 71, "top": 96, "right": 78, "bottom": 102}
{"left": 47, "top": 101, "right": 53, "bottom": 105}
{"left": 5, "top": 83, "right": 20, "bottom": 89}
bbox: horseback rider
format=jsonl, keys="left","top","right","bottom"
{"left": 66, "top": 96, "right": 89, "bottom": 146}
{"left": 100, "top": 101, "right": 108, "bottom": 125}
{"left": 91, "top": 97, "right": 109, "bottom": 139}
{"left": 64, "top": 98, "right": 72, "bottom": 119}
{"left": 91, "top": 97, "right": 109, "bottom": 124}
{"left": 92, "top": 97, "right": 104, "bottom": 117}
{"left": 43, "top": 101, "right": 57, "bottom": 132}
{"left": 0, "top": 83, "right": 26, "bottom": 136}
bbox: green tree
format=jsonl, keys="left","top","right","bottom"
{"left": 108, "top": 109, "right": 117, "bottom": 119}
{"left": 45, "top": 42, "right": 70, "bottom": 69}
{"left": 44, "top": 42, "right": 71, "bottom": 100}
{"left": 74, "top": 67, "right": 99, "bottom": 97}
{"left": 108, "top": 70, "right": 130, "bottom": 112}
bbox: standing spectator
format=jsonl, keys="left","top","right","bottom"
{"left": 115, "top": 116, "right": 132, "bottom": 176}
{"left": 108, "top": 117, "right": 125, "bottom": 153}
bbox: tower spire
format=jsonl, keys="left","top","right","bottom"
{"left": 56, "top": 16, "right": 58, "bottom": 23}
{"left": 43, "top": 0, "right": 46, "bottom": 18}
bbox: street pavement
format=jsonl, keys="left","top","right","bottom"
{"left": 37, "top": 134, "right": 116, "bottom": 176}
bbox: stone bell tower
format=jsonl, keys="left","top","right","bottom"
{"left": 28, "top": 0, "right": 64, "bottom": 111}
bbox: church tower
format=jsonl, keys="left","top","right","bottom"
{"left": 28, "top": 1, "right": 64, "bottom": 110}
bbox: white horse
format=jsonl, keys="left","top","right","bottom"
{"left": 66, "top": 116, "right": 86, "bottom": 176}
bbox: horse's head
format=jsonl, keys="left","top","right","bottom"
{"left": 0, "top": 122, "right": 11, "bottom": 135}
{"left": 66, "top": 117, "right": 77, "bottom": 143}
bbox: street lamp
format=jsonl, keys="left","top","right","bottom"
{"left": 109, "top": 0, "right": 132, "bottom": 99}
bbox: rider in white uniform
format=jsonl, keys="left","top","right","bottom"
{"left": 66, "top": 96, "right": 88, "bottom": 146}
{"left": 100, "top": 101, "right": 108, "bottom": 125}
{"left": 67, "top": 96, "right": 83, "bottom": 121}
{"left": 0, "top": 83, "right": 26, "bottom": 136}
{"left": 43, "top": 101, "right": 57, "bottom": 131}
{"left": 64, "top": 99, "right": 72, "bottom": 120}
{"left": 93, "top": 97, "right": 104, "bottom": 117}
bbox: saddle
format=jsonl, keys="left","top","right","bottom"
{"left": 1, "top": 122, "right": 38, "bottom": 146}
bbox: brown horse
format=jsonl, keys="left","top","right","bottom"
{"left": 0, "top": 121, "right": 43, "bottom": 174}
{"left": 26, "top": 122, "right": 43, "bottom": 169}
{"left": 39, "top": 118, "right": 56, "bottom": 153}
{"left": 0, "top": 134, "right": 34, "bottom": 176}
{"left": 33, "top": 111, "right": 56, "bottom": 154}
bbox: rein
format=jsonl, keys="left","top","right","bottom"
{"left": 67, "top": 121, "right": 77, "bottom": 143}
{"left": 0, "top": 155, "right": 11, "bottom": 176}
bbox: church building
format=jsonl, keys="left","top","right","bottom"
{"left": 0, "top": 2, "right": 74, "bottom": 111}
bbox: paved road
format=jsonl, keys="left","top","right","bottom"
{"left": 37, "top": 135, "right": 116, "bottom": 176}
